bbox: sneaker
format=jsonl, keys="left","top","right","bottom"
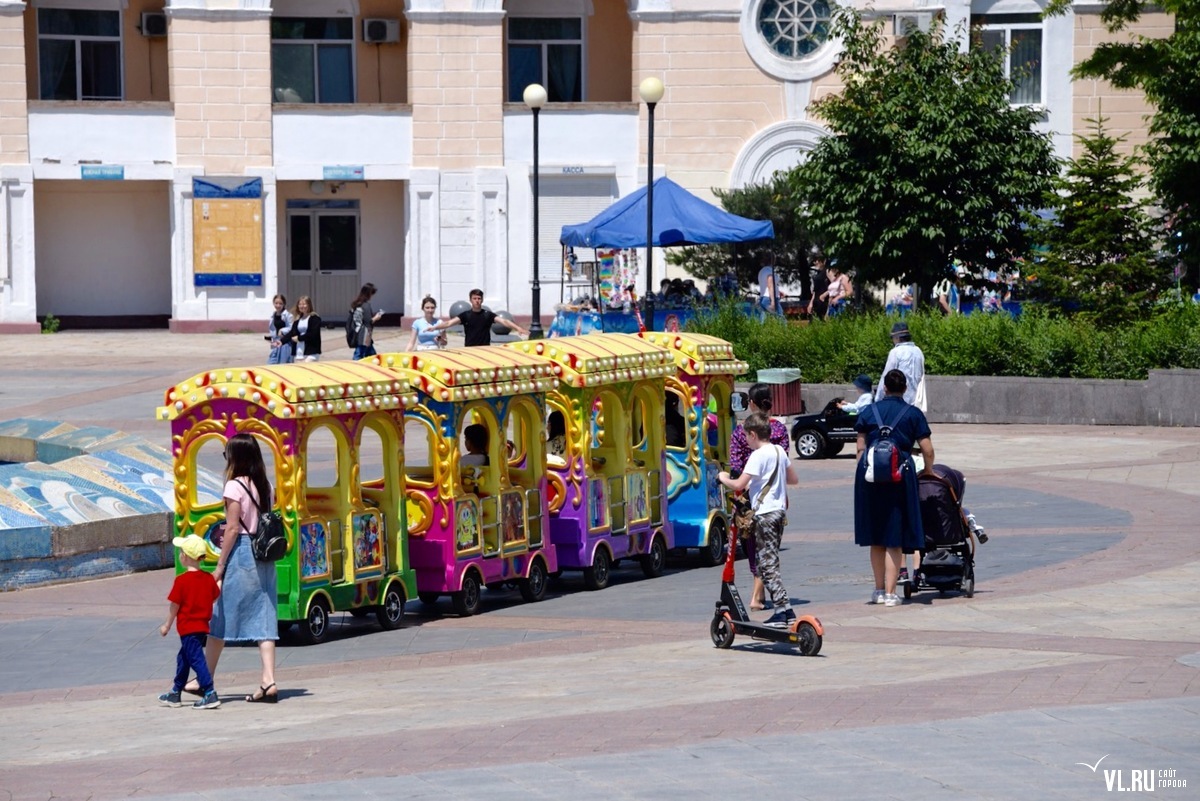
{"left": 898, "top": 568, "right": 910, "bottom": 584}
{"left": 764, "top": 609, "right": 797, "bottom": 628}
{"left": 883, "top": 593, "right": 901, "bottom": 607}
{"left": 158, "top": 691, "right": 181, "bottom": 708}
{"left": 870, "top": 589, "right": 885, "bottom": 604}
{"left": 192, "top": 690, "right": 221, "bottom": 710}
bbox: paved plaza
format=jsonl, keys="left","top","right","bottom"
{"left": 1, "top": 330, "right": 1198, "bottom": 801}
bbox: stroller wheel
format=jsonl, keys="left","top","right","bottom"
{"left": 964, "top": 577, "right": 975, "bottom": 598}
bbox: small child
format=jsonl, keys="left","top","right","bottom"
{"left": 158, "top": 534, "right": 222, "bottom": 710}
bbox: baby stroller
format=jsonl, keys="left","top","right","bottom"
{"left": 905, "top": 464, "right": 988, "bottom": 600}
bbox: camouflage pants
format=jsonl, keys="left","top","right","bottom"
{"left": 754, "top": 510, "right": 789, "bottom": 608}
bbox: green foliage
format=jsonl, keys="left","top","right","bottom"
{"left": 1030, "top": 116, "right": 1168, "bottom": 324}
{"left": 40, "top": 314, "right": 60, "bottom": 334}
{"left": 1046, "top": 0, "right": 1200, "bottom": 290}
{"left": 787, "top": 9, "right": 1059, "bottom": 297}
{"left": 687, "top": 304, "right": 1200, "bottom": 381}
{"left": 667, "top": 173, "right": 814, "bottom": 295}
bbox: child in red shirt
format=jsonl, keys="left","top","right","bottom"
{"left": 158, "top": 535, "right": 222, "bottom": 710}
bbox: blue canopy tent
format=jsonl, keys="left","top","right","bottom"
{"left": 560, "top": 176, "right": 774, "bottom": 248}
{"left": 553, "top": 178, "right": 774, "bottom": 335}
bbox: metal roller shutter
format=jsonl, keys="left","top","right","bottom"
{"left": 534, "top": 175, "right": 618, "bottom": 283}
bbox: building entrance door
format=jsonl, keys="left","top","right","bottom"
{"left": 285, "top": 202, "right": 360, "bottom": 317}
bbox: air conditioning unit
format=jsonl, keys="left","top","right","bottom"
{"left": 363, "top": 18, "right": 400, "bottom": 44}
{"left": 893, "top": 12, "right": 932, "bottom": 37}
{"left": 140, "top": 11, "right": 167, "bottom": 37}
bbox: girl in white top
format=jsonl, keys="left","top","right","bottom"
{"left": 407, "top": 295, "right": 448, "bottom": 351}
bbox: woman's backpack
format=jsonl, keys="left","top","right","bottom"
{"left": 863, "top": 404, "right": 913, "bottom": 484}
{"left": 235, "top": 480, "right": 287, "bottom": 562}
{"left": 345, "top": 306, "right": 362, "bottom": 348}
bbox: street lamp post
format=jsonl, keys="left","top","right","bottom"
{"left": 639, "top": 77, "right": 664, "bottom": 332}
{"left": 524, "top": 83, "right": 548, "bottom": 339}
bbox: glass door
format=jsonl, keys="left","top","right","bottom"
{"left": 285, "top": 202, "right": 360, "bottom": 317}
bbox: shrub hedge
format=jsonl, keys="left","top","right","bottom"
{"left": 687, "top": 302, "right": 1200, "bottom": 382}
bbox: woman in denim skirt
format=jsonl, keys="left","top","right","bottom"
{"left": 185, "top": 433, "right": 280, "bottom": 703}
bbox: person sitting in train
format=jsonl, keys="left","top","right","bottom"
{"left": 546, "top": 411, "right": 567, "bottom": 457}
{"left": 665, "top": 393, "right": 686, "bottom": 448}
{"left": 461, "top": 424, "right": 490, "bottom": 467}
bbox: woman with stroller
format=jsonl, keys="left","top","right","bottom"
{"left": 729, "top": 383, "right": 790, "bottom": 611}
{"left": 853, "top": 369, "right": 935, "bottom": 607}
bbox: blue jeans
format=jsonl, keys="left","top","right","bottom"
{"left": 173, "top": 632, "right": 213, "bottom": 693}
{"left": 353, "top": 344, "right": 377, "bottom": 360}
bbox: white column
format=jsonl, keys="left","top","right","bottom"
{"left": 477, "top": 167, "right": 510, "bottom": 313}
{"left": 405, "top": 168, "right": 441, "bottom": 315}
{"left": 0, "top": 166, "right": 37, "bottom": 331}
{"left": 169, "top": 168, "right": 205, "bottom": 322}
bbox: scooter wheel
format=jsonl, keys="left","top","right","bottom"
{"left": 710, "top": 612, "right": 735, "bottom": 649}
{"left": 797, "top": 621, "right": 822, "bottom": 656}
{"left": 904, "top": 582, "right": 913, "bottom": 600}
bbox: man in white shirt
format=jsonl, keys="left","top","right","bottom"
{"left": 876, "top": 321, "right": 927, "bottom": 411}
{"left": 717, "top": 413, "right": 800, "bottom": 628}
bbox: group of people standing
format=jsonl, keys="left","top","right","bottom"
{"left": 719, "top": 319, "right": 934, "bottom": 626}
{"left": 266, "top": 294, "right": 323, "bottom": 364}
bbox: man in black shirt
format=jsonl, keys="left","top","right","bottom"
{"left": 430, "top": 288, "right": 527, "bottom": 347}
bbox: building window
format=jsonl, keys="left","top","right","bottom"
{"left": 973, "top": 14, "right": 1043, "bottom": 105}
{"left": 757, "top": 0, "right": 832, "bottom": 59}
{"left": 37, "top": 8, "right": 122, "bottom": 101}
{"left": 507, "top": 17, "right": 583, "bottom": 103}
{"left": 271, "top": 17, "right": 354, "bottom": 103}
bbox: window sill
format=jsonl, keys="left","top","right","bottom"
{"left": 500, "top": 101, "right": 638, "bottom": 112}
{"left": 273, "top": 102, "right": 413, "bottom": 112}
{"left": 28, "top": 100, "right": 174, "bottom": 111}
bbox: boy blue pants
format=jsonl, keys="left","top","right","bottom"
{"left": 174, "top": 633, "right": 213, "bottom": 693}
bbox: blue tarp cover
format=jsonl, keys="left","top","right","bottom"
{"left": 560, "top": 177, "right": 774, "bottom": 248}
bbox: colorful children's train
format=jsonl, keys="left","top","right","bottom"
{"left": 157, "top": 332, "right": 747, "bottom": 644}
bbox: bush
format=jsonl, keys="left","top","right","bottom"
{"left": 687, "top": 302, "right": 1200, "bottom": 381}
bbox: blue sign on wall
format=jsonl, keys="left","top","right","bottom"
{"left": 81, "top": 165, "right": 124, "bottom": 180}
{"left": 323, "top": 165, "right": 365, "bottom": 181}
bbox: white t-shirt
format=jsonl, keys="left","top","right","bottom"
{"left": 743, "top": 444, "right": 789, "bottom": 516}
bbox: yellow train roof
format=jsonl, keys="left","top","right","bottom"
{"left": 373, "top": 347, "right": 559, "bottom": 402}
{"left": 506, "top": 333, "right": 674, "bottom": 388}
{"left": 157, "top": 361, "right": 417, "bottom": 421}
{"left": 639, "top": 331, "right": 749, "bottom": 377}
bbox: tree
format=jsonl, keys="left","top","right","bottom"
{"left": 667, "top": 173, "right": 814, "bottom": 297}
{"left": 1045, "top": 0, "right": 1200, "bottom": 291}
{"left": 787, "top": 9, "right": 1059, "bottom": 301}
{"left": 1029, "top": 116, "right": 1167, "bottom": 323}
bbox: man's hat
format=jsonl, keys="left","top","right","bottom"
{"left": 853, "top": 374, "right": 873, "bottom": 393}
{"left": 172, "top": 534, "right": 207, "bottom": 561}
{"left": 890, "top": 321, "right": 911, "bottom": 338}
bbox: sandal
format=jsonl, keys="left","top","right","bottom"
{"left": 246, "top": 683, "right": 278, "bottom": 704}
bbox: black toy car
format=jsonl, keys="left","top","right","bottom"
{"left": 790, "top": 398, "right": 858, "bottom": 459}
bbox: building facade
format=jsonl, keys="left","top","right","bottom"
{"left": 0, "top": 0, "right": 1169, "bottom": 332}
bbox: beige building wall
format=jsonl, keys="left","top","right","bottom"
{"left": 123, "top": 0, "right": 171, "bottom": 102}
{"left": 635, "top": 19, "right": 786, "bottom": 197}
{"left": 409, "top": 20, "right": 503, "bottom": 169}
{"left": 169, "top": 15, "right": 272, "bottom": 173}
{"left": 0, "top": 7, "right": 27, "bottom": 162}
{"left": 357, "top": 0, "right": 408, "bottom": 104}
{"left": 1072, "top": 11, "right": 1170, "bottom": 158}
{"left": 586, "top": 0, "right": 632, "bottom": 102}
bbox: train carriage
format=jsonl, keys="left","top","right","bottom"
{"left": 507, "top": 334, "right": 677, "bottom": 589}
{"left": 157, "top": 362, "right": 419, "bottom": 644}
{"left": 371, "top": 347, "right": 561, "bottom": 615}
{"left": 640, "top": 331, "right": 747, "bottom": 566}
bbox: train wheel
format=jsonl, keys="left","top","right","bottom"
{"left": 640, "top": 534, "right": 667, "bottom": 578}
{"left": 452, "top": 572, "right": 482, "bottom": 616}
{"left": 699, "top": 517, "right": 727, "bottom": 567}
{"left": 297, "top": 596, "right": 330, "bottom": 646}
{"left": 519, "top": 558, "right": 548, "bottom": 603}
{"left": 797, "top": 621, "right": 822, "bottom": 656}
{"left": 583, "top": 548, "right": 611, "bottom": 591}
{"left": 376, "top": 583, "right": 406, "bottom": 630}
{"left": 710, "top": 613, "right": 735, "bottom": 649}
{"left": 418, "top": 592, "right": 440, "bottom": 607}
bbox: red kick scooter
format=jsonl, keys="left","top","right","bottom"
{"left": 710, "top": 520, "right": 824, "bottom": 655}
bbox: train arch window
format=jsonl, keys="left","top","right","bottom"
{"left": 303, "top": 424, "right": 342, "bottom": 492}
{"left": 665, "top": 388, "right": 688, "bottom": 451}
{"left": 459, "top": 406, "right": 502, "bottom": 497}
{"left": 403, "top": 417, "right": 436, "bottom": 486}
{"left": 505, "top": 398, "right": 543, "bottom": 489}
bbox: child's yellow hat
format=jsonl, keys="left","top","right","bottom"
{"left": 172, "top": 535, "right": 207, "bottom": 561}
